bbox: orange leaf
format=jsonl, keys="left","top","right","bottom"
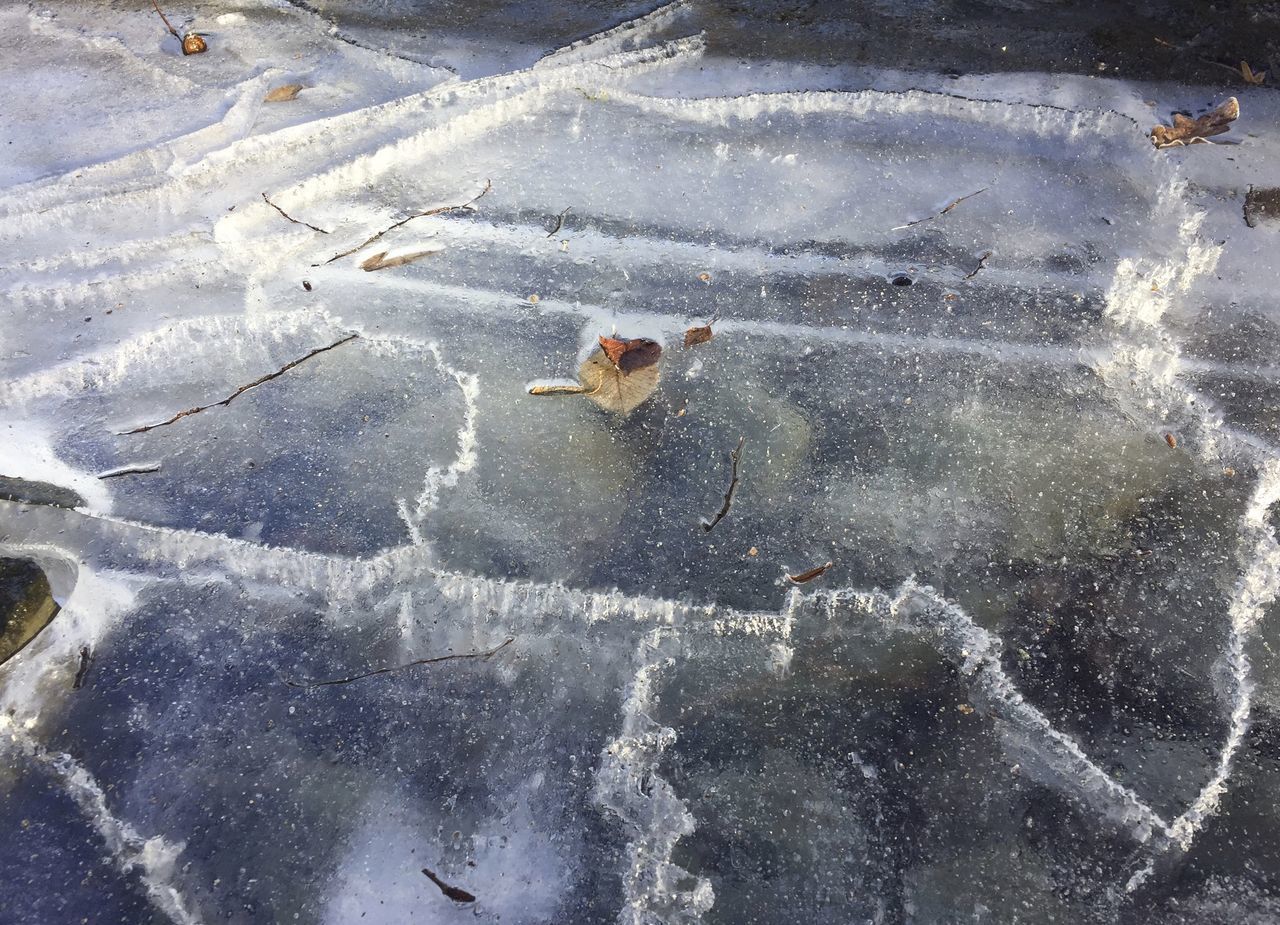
{"left": 684, "top": 324, "right": 713, "bottom": 348}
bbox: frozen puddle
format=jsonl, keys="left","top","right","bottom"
{"left": 3, "top": 2, "right": 1280, "bottom": 923}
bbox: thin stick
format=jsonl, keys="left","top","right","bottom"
{"left": 284, "top": 637, "right": 514, "bottom": 688}
{"left": 892, "top": 187, "right": 988, "bottom": 231}
{"left": 546, "top": 206, "right": 571, "bottom": 238}
{"left": 150, "top": 0, "right": 181, "bottom": 39}
{"left": 319, "top": 179, "right": 492, "bottom": 265}
{"left": 119, "top": 333, "right": 358, "bottom": 435}
{"left": 97, "top": 463, "right": 162, "bottom": 479}
{"left": 262, "top": 193, "right": 331, "bottom": 234}
{"left": 963, "top": 250, "right": 992, "bottom": 280}
{"left": 702, "top": 436, "right": 745, "bottom": 533}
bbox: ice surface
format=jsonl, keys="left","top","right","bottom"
{"left": 3, "top": 1, "right": 1280, "bottom": 923}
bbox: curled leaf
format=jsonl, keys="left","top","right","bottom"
{"left": 787, "top": 561, "right": 833, "bottom": 584}
{"left": 421, "top": 868, "right": 476, "bottom": 904}
{"left": 264, "top": 83, "right": 304, "bottom": 102}
{"left": 1151, "top": 98, "right": 1238, "bottom": 149}
{"left": 359, "top": 248, "right": 440, "bottom": 271}
{"left": 181, "top": 33, "right": 207, "bottom": 55}
{"left": 1241, "top": 61, "right": 1267, "bottom": 86}
{"left": 1165, "top": 433, "right": 1178, "bottom": 448}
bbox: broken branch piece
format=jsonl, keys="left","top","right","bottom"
{"left": 702, "top": 437, "right": 745, "bottom": 533}
{"left": 284, "top": 637, "right": 513, "bottom": 688}
{"left": 320, "top": 179, "right": 492, "bottom": 265}
{"left": 119, "top": 333, "right": 358, "bottom": 434}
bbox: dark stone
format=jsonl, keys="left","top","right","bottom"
{"left": 1245, "top": 187, "right": 1280, "bottom": 228}
{"left": 0, "top": 557, "right": 59, "bottom": 667}
{"left": 0, "top": 475, "right": 85, "bottom": 509}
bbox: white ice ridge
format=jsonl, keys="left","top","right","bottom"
{"left": 1167, "top": 461, "right": 1280, "bottom": 850}
{"left": 386, "top": 338, "right": 480, "bottom": 546}
{"left": 593, "top": 627, "right": 715, "bottom": 925}
{"left": 0, "top": 722, "right": 200, "bottom": 925}
{"left": 847, "top": 581, "right": 1172, "bottom": 844}
{"left": 535, "top": 0, "right": 695, "bottom": 69}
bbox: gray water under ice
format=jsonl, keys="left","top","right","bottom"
{"left": 3, "top": 2, "right": 1280, "bottom": 923}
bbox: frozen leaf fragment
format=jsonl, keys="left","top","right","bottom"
{"left": 182, "top": 33, "right": 207, "bottom": 55}
{"left": 1241, "top": 61, "right": 1267, "bottom": 86}
{"left": 1151, "top": 98, "right": 1239, "bottom": 149}
{"left": 264, "top": 84, "right": 304, "bottom": 102}
{"left": 684, "top": 324, "right": 713, "bottom": 348}
{"left": 359, "top": 249, "right": 440, "bottom": 271}
{"left": 421, "top": 868, "right": 476, "bottom": 904}
{"left": 528, "top": 336, "right": 662, "bottom": 414}
{"left": 1165, "top": 433, "right": 1178, "bottom": 449}
{"left": 787, "top": 561, "right": 833, "bottom": 584}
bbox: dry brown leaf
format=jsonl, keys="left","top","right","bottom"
{"left": 359, "top": 249, "right": 439, "bottom": 271}
{"left": 1241, "top": 61, "right": 1267, "bottom": 86}
{"left": 264, "top": 83, "right": 304, "bottom": 102}
{"left": 182, "top": 33, "right": 207, "bottom": 55}
{"left": 957, "top": 703, "right": 975, "bottom": 715}
{"left": 786, "top": 561, "right": 833, "bottom": 584}
{"left": 528, "top": 335, "right": 662, "bottom": 414}
{"left": 684, "top": 324, "right": 713, "bottom": 348}
{"left": 1151, "top": 98, "right": 1239, "bottom": 149}
{"left": 1165, "top": 433, "right": 1178, "bottom": 448}
{"left": 580, "top": 337, "right": 662, "bottom": 413}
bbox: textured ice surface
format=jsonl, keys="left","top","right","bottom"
{"left": 3, "top": 2, "right": 1280, "bottom": 923}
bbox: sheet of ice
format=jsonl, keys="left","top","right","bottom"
{"left": 3, "top": 2, "right": 1280, "bottom": 923}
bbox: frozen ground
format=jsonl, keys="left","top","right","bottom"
{"left": 2, "top": 1, "right": 1280, "bottom": 923}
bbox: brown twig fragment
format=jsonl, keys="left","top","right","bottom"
{"left": 963, "top": 250, "right": 992, "bottom": 280}
{"left": 422, "top": 868, "right": 477, "bottom": 904}
{"left": 72, "top": 645, "right": 93, "bottom": 690}
{"left": 119, "top": 333, "right": 358, "bottom": 435}
{"left": 546, "top": 206, "right": 571, "bottom": 238}
{"left": 893, "top": 188, "right": 987, "bottom": 231}
{"left": 319, "top": 179, "right": 492, "bottom": 265}
{"left": 150, "top": 0, "right": 181, "bottom": 39}
{"left": 702, "top": 437, "right": 745, "bottom": 533}
{"left": 283, "top": 637, "right": 513, "bottom": 688}
{"left": 262, "top": 192, "right": 331, "bottom": 234}
{"left": 787, "top": 561, "right": 833, "bottom": 584}
{"left": 97, "top": 463, "right": 162, "bottom": 479}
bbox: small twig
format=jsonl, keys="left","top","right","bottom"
{"left": 546, "top": 206, "right": 571, "bottom": 238}
{"left": 262, "top": 193, "right": 331, "bottom": 235}
{"left": 319, "top": 179, "right": 492, "bottom": 265}
{"left": 421, "top": 868, "right": 477, "bottom": 904}
{"left": 963, "top": 250, "right": 992, "bottom": 280}
{"left": 283, "top": 637, "right": 514, "bottom": 688}
{"left": 150, "top": 0, "right": 181, "bottom": 39}
{"left": 892, "top": 187, "right": 988, "bottom": 231}
{"left": 97, "top": 462, "right": 161, "bottom": 479}
{"left": 72, "top": 646, "right": 93, "bottom": 690}
{"left": 119, "top": 333, "right": 358, "bottom": 435}
{"left": 702, "top": 437, "right": 745, "bottom": 533}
